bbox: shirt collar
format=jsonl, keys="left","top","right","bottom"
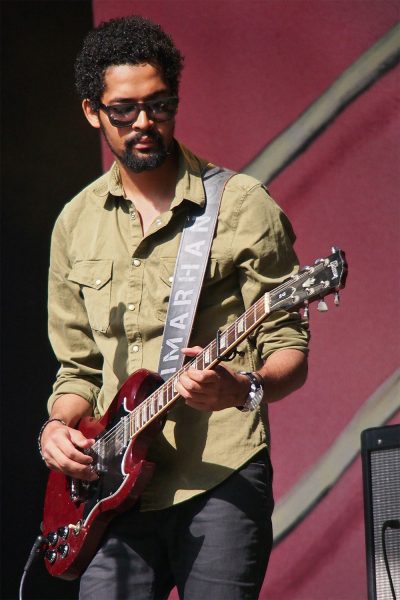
{"left": 95, "top": 140, "right": 212, "bottom": 209}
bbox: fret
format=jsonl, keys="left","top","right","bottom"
{"left": 171, "top": 378, "right": 176, "bottom": 400}
{"left": 254, "top": 299, "right": 260, "bottom": 320}
{"left": 164, "top": 383, "right": 170, "bottom": 403}
{"left": 256, "top": 297, "right": 264, "bottom": 320}
{"left": 150, "top": 397, "right": 155, "bottom": 417}
{"left": 204, "top": 347, "right": 210, "bottom": 364}
{"left": 219, "top": 332, "right": 227, "bottom": 348}
{"left": 246, "top": 304, "right": 252, "bottom": 326}
{"left": 237, "top": 317, "right": 244, "bottom": 334}
{"left": 246, "top": 310, "right": 251, "bottom": 328}
{"left": 129, "top": 413, "right": 134, "bottom": 437}
{"left": 209, "top": 340, "right": 217, "bottom": 362}
{"left": 157, "top": 389, "right": 164, "bottom": 410}
{"left": 264, "top": 293, "right": 270, "bottom": 315}
{"left": 197, "top": 353, "right": 205, "bottom": 370}
{"left": 135, "top": 408, "right": 140, "bottom": 432}
{"left": 167, "top": 381, "right": 173, "bottom": 402}
{"left": 191, "top": 355, "right": 200, "bottom": 370}
{"left": 123, "top": 416, "right": 129, "bottom": 447}
{"left": 141, "top": 403, "right": 148, "bottom": 426}
{"left": 251, "top": 303, "right": 257, "bottom": 325}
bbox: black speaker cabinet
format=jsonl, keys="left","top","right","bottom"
{"left": 361, "top": 424, "right": 400, "bottom": 600}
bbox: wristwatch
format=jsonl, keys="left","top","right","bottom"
{"left": 238, "top": 372, "right": 264, "bottom": 412}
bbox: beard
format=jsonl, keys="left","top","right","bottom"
{"left": 101, "top": 126, "right": 171, "bottom": 173}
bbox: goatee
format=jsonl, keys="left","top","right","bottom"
{"left": 122, "top": 131, "right": 168, "bottom": 172}
{"left": 101, "top": 126, "right": 170, "bottom": 173}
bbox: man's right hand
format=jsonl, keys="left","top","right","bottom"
{"left": 40, "top": 393, "right": 98, "bottom": 481}
{"left": 40, "top": 420, "right": 98, "bottom": 481}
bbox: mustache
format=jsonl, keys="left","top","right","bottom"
{"left": 125, "top": 130, "right": 163, "bottom": 149}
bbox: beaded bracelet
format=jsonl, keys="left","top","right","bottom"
{"left": 38, "top": 418, "right": 67, "bottom": 461}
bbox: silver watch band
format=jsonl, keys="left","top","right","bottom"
{"left": 238, "top": 371, "right": 264, "bottom": 412}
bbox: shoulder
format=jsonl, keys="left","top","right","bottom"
{"left": 221, "top": 171, "right": 285, "bottom": 221}
{"left": 218, "top": 171, "right": 296, "bottom": 245}
{"left": 53, "top": 171, "right": 110, "bottom": 233}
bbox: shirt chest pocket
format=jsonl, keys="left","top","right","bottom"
{"left": 68, "top": 259, "right": 113, "bottom": 333}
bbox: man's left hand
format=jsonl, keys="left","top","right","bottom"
{"left": 176, "top": 346, "right": 250, "bottom": 411}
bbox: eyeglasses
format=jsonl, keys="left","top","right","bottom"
{"left": 98, "top": 96, "right": 179, "bottom": 128}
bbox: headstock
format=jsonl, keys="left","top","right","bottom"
{"left": 270, "top": 248, "right": 348, "bottom": 315}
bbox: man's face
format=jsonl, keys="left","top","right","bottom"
{"left": 92, "top": 63, "right": 176, "bottom": 173}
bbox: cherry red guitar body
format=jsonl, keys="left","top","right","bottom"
{"left": 42, "top": 369, "right": 164, "bottom": 580}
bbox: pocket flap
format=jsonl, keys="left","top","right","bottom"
{"left": 159, "top": 258, "right": 177, "bottom": 286}
{"left": 68, "top": 259, "right": 113, "bottom": 289}
{"left": 158, "top": 257, "right": 217, "bottom": 286}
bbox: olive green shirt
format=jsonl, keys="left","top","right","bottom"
{"left": 48, "top": 141, "right": 309, "bottom": 510}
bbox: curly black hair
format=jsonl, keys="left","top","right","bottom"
{"left": 74, "top": 15, "right": 184, "bottom": 107}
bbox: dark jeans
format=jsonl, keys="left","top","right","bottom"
{"left": 79, "top": 449, "right": 274, "bottom": 600}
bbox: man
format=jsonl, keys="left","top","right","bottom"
{"left": 40, "top": 15, "right": 309, "bottom": 600}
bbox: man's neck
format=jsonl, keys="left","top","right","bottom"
{"left": 117, "top": 150, "right": 180, "bottom": 234}
{"left": 118, "top": 151, "right": 179, "bottom": 209}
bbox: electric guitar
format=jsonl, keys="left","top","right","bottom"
{"left": 42, "top": 247, "right": 347, "bottom": 579}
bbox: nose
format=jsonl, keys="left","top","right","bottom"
{"left": 132, "top": 107, "right": 153, "bottom": 129}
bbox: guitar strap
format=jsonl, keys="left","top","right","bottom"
{"left": 158, "top": 166, "right": 235, "bottom": 380}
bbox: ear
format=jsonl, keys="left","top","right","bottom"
{"left": 82, "top": 99, "right": 101, "bottom": 129}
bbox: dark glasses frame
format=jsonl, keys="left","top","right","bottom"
{"left": 98, "top": 96, "right": 179, "bottom": 128}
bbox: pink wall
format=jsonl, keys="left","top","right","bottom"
{"left": 93, "top": 2, "right": 400, "bottom": 598}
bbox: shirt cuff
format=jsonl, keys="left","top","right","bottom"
{"left": 47, "top": 383, "right": 99, "bottom": 415}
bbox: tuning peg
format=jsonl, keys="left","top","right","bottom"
{"left": 314, "top": 258, "right": 324, "bottom": 265}
{"left": 317, "top": 299, "right": 328, "bottom": 312}
{"left": 303, "top": 300, "right": 309, "bottom": 319}
{"left": 334, "top": 292, "right": 340, "bottom": 306}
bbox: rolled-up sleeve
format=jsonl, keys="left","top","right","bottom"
{"left": 231, "top": 181, "right": 309, "bottom": 359}
{"left": 47, "top": 213, "right": 103, "bottom": 414}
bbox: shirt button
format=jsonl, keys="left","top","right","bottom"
{"left": 95, "top": 279, "right": 102, "bottom": 286}
{"left": 130, "top": 211, "right": 136, "bottom": 219}
{"left": 131, "top": 345, "right": 139, "bottom": 353}
{"left": 128, "top": 304, "right": 135, "bottom": 311}
{"left": 169, "top": 276, "right": 173, "bottom": 283}
{"left": 155, "top": 218, "right": 162, "bottom": 226}
{"left": 133, "top": 259, "right": 141, "bottom": 267}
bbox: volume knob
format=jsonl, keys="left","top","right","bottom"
{"left": 47, "top": 531, "right": 58, "bottom": 546}
{"left": 57, "top": 544, "right": 69, "bottom": 559}
{"left": 45, "top": 549, "right": 57, "bottom": 564}
{"left": 57, "top": 526, "right": 69, "bottom": 539}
